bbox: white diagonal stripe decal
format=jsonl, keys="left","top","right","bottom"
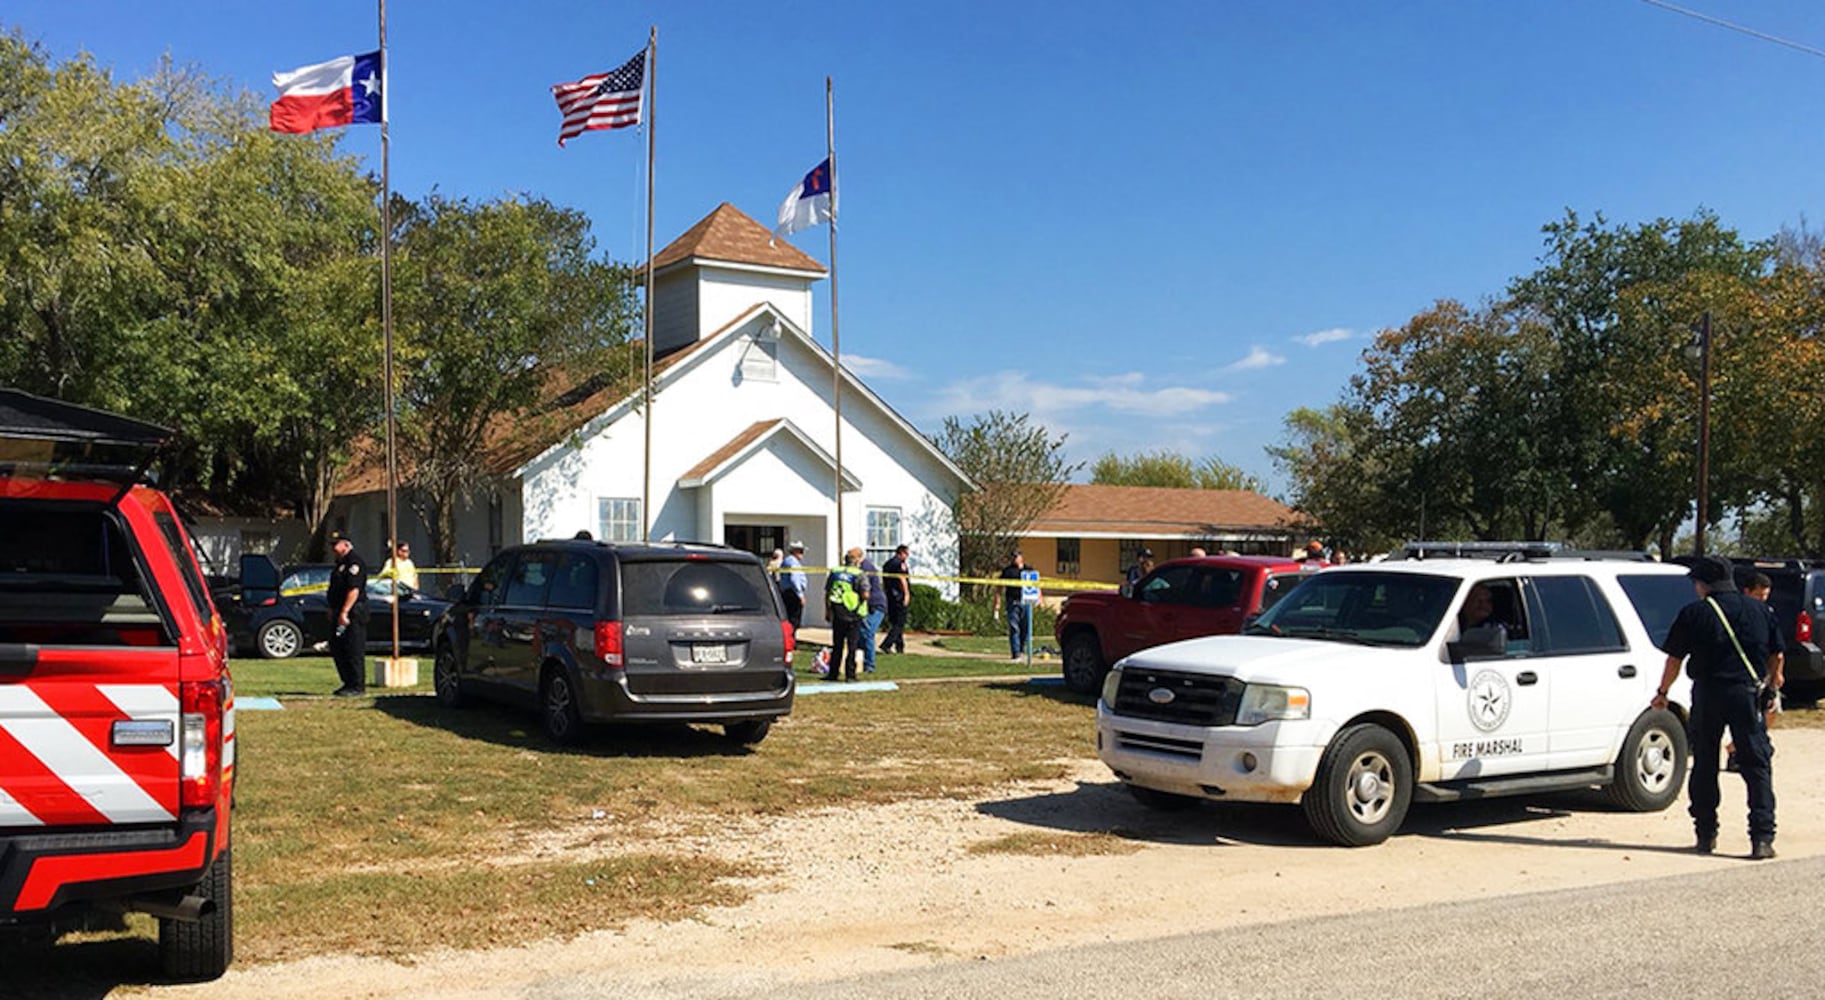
{"left": 98, "top": 684, "right": 183, "bottom": 761}
{"left": 0, "top": 687, "right": 174, "bottom": 824}
{"left": 0, "top": 785, "right": 44, "bottom": 826}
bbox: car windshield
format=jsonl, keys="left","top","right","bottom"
{"left": 1245, "top": 571, "right": 1457, "bottom": 647}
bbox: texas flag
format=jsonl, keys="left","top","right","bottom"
{"left": 270, "top": 51, "right": 384, "bottom": 134}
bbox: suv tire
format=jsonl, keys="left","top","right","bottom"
{"left": 541, "top": 666, "right": 584, "bottom": 746}
{"left": 158, "top": 849, "right": 232, "bottom": 982}
{"left": 255, "top": 619, "right": 302, "bottom": 660}
{"left": 1062, "top": 632, "right": 1105, "bottom": 695}
{"left": 724, "top": 720, "right": 771, "bottom": 745}
{"left": 1302, "top": 723, "right": 1412, "bottom": 846}
{"left": 1605, "top": 708, "right": 1688, "bottom": 812}
{"left": 433, "top": 646, "right": 467, "bottom": 708}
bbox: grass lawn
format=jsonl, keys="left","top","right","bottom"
{"left": 27, "top": 665, "right": 1097, "bottom": 979}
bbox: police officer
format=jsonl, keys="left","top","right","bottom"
{"left": 326, "top": 532, "right": 370, "bottom": 697}
{"left": 1652, "top": 555, "right": 1783, "bottom": 859}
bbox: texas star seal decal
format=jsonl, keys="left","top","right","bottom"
{"left": 1466, "top": 668, "right": 1511, "bottom": 733}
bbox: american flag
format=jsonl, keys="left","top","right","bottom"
{"left": 552, "top": 49, "right": 645, "bottom": 147}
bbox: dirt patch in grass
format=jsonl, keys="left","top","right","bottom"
{"left": 208, "top": 679, "right": 1096, "bottom": 963}
{"left": 966, "top": 830, "right": 1142, "bottom": 857}
{"left": 239, "top": 853, "right": 757, "bottom": 964}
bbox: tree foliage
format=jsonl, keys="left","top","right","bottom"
{"left": 0, "top": 32, "right": 382, "bottom": 540}
{"left": 1272, "top": 208, "right": 1818, "bottom": 559}
{"left": 932, "top": 410, "right": 1080, "bottom": 589}
{"left": 391, "top": 193, "right": 639, "bottom": 562}
{"left": 1090, "top": 449, "right": 1263, "bottom": 492}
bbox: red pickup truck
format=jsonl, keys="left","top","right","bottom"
{"left": 0, "top": 389, "right": 236, "bottom": 980}
{"left": 1055, "top": 554, "right": 1324, "bottom": 693}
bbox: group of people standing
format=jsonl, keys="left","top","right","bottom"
{"left": 770, "top": 542, "right": 912, "bottom": 682}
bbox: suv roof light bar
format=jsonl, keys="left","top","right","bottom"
{"left": 1394, "top": 541, "right": 1654, "bottom": 563}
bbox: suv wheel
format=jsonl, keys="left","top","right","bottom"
{"left": 1062, "top": 633, "right": 1105, "bottom": 695}
{"left": 433, "top": 646, "right": 467, "bottom": 708}
{"left": 158, "top": 848, "right": 232, "bottom": 981}
{"left": 256, "top": 619, "right": 302, "bottom": 659}
{"left": 724, "top": 720, "right": 771, "bottom": 746}
{"left": 1302, "top": 723, "right": 1412, "bottom": 846}
{"left": 541, "top": 666, "right": 584, "bottom": 746}
{"left": 1605, "top": 708, "right": 1688, "bottom": 811}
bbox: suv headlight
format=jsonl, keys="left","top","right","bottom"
{"left": 1100, "top": 666, "right": 1123, "bottom": 708}
{"left": 1237, "top": 684, "right": 1310, "bottom": 726}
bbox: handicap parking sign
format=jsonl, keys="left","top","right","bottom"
{"left": 1021, "top": 569, "right": 1040, "bottom": 605}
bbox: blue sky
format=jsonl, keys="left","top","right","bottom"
{"left": 13, "top": 1, "right": 1825, "bottom": 495}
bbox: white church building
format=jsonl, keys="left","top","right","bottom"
{"left": 333, "top": 202, "right": 973, "bottom": 615}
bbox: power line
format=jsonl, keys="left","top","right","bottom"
{"left": 1637, "top": 0, "right": 1825, "bottom": 61}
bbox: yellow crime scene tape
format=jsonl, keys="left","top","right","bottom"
{"left": 773, "top": 566, "right": 1119, "bottom": 593}
{"left": 277, "top": 566, "right": 1118, "bottom": 597}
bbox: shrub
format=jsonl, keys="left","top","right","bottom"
{"left": 908, "top": 584, "right": 995, "bottom": 633}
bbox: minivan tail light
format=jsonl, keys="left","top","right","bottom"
{"left": 781, "top": 620, "right": 795, "bottom": 666}
{"left": 179, "top": 678, "right": 225, "bottom": 809}
{"left": 1799, "top": 611, "right": 1813, "bottom": 644}
{"left": 594, "top": 621, "right": 625, "bottom": 668}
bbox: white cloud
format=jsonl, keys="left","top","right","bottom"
{"left": 842, "top": 353, "right": 913, "bottom": 380}
{"left": 929, "top": 371, "right": 1230, "bottom": 421}
{"left": 1225, "top": 346, "right": 1286, "bottom": 372}
{"left": 1293, "top": 327, "right": 1354, "bottom": 348}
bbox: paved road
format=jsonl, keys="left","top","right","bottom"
{"left": 542, "top": 855, "right": 1825, "bottom": 1000}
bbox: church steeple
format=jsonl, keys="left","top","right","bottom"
{"left": 649, "top": 203, "right": 826, "bottom": 357}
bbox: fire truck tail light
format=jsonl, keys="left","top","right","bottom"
{"left": 179, "top": 678, "right": 224, "bottom": 808}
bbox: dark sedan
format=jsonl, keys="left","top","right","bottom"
{"left": 218, "top": 554, "right": 450, "bottom": 659}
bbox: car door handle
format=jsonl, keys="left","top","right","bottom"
{"left": 1617, "top": 664, "right": 1637, "bottom": 678}
{"left": 1516, "top": 671, "right": 1539, "bottom": 686}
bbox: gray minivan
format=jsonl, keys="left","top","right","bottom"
{"left": 431, "top": 539, "right": 795, "bottom": 745}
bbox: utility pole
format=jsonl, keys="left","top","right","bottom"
{"left": 1694, "top": 311, "right": 1712, "bottom": 556}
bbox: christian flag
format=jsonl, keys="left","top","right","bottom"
{"left": 775, "top": 158, "right": 834, "bottom": 239}
{"left": 270, "top": 51, "right": 383, "bottom": 134}
{"left": 551, "top": 50, "right": 646, "bottom": 147}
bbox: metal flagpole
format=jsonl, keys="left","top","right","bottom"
{"left": 641, "top": 26, "right": 657, "bottom": 543}
{"left": 379, "top": 0, "right": 401, "bottom": 664}
{"left": 827, "top": 77, "right": 841, "bottom": 554}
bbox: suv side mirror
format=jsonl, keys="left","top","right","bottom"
{"left": 1447, "top": 623, "right": 1508, "bottom": 661}
{"left": 1120, "top": 583, "right": 1134, "bottom": 599}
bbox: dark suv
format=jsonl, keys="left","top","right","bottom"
{"left": 1728, "top": 559, "right": 1825, "bottom": 702}
{"left": 431, "top": 539, "right": 795, "bottom": 745}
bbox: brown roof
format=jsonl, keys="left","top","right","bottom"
{"left": 678, "top": 419, "right": 782, "bottom": 482}
{"left": 334, "top": 340, "right": 708, "bottom": 497}
{"left": 1027, "top": 484, "right": 1302, "bottom": 537}
{"left": 651, "top": 203, "right": 827, "bottom": 274}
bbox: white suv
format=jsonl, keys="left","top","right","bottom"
{"left": 1095, "top": 555, "right": 1696, "bottom": 845}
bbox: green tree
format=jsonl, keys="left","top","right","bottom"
{"left": 932, "top": 410, "right": 1080, "bottom": 590}
{"left": 1269, "top": 404, "right": 1399, "bottom": 554}
{"left": 0, "top": 32, "right": 384, "bottom": 536}
{"left": 1508, "top": 209, "right": 1769, "bottom": 553}
{"left": 1090, "top": 449, "right": 1264, "bottom": 492}
{"left": 391, "top": 193, "right": 639, "bottom": 562}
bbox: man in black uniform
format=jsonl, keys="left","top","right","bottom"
{"left": 1652, "top": 556, "right": 1783, "bottom": 858}
{"left": 326, "top": 532, "right": 370, "bottom": 697}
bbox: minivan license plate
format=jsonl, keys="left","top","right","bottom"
{"left": 691, "top": 643, "right": 727, "bottom": 664}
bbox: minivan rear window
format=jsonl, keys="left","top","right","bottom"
{"left": 1617, "top": 574, "right": 1693, "bottom": 649}
{"left": 621, "top": 560, "right": 771, "bottom": 617}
